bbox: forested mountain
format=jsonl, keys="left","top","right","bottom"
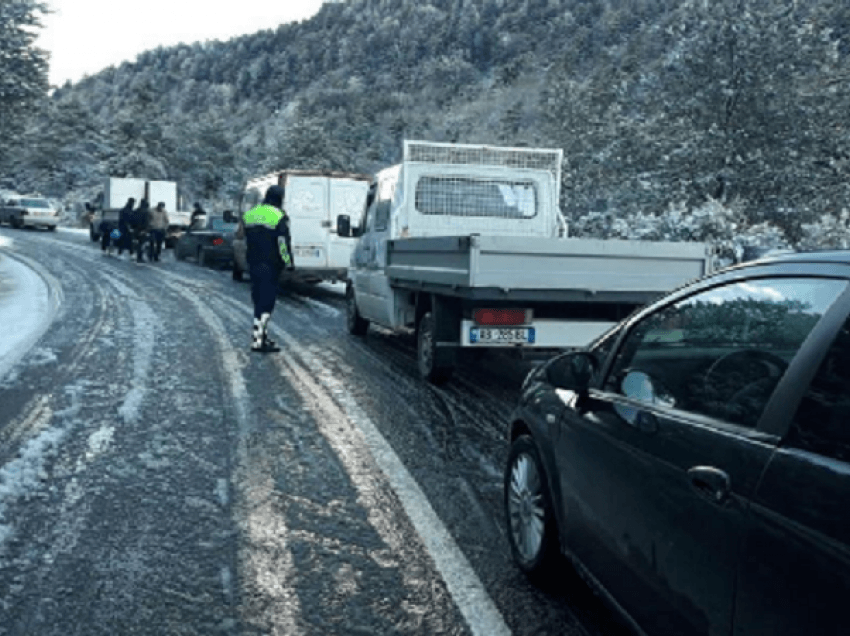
{"left": 5, "top": 0, "right": 850, "bottom": 255}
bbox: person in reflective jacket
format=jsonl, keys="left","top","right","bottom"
{"left": 243, "top": 185, "right": 293, "bottom": 353}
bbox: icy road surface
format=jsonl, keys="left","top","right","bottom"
{"left": 0, "top": 227, "right": 634, "bottom": 636}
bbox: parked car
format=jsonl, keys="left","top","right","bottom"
{"left": 0, "top": 195, "right": 60, "bottom": 230}
{"left": 505, "top": 250, "right": 850, "bottom": 636}
{"left": 174, "top": 214, "right": 238, "bottom": 267}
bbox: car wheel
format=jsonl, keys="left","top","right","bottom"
{"left": 47, "top": 225, "right": 56, "bottom": 232}
{"left": 505, "top": 435, "right": 559, "bottom": 580}
{"left": 346, "top": 285, "right": 369, "bottom": 336}
{"left": 10, "top": 217, "right": 21, "bottom": 229}
{"left": 417, "top": 311, "right": 454, "bottom": 384}
{"left": 232, "top": 262, "right": 244, "bottom": 282}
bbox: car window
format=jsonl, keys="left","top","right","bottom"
{"left": 209, "top": 218, "right": 238, "bottom": 232}
{"left": 787, "top": 313, "right": 850, "bottom": 461}
{"left": 21, "top": 198, "right": 50, "bottom": 208}
{"left": 605, "top": 277, "right": 848, "bottom": 428}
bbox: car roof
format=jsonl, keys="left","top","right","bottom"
{"left": 743, "top": 249, "right": 850, "bottom": 266}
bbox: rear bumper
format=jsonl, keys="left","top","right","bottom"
{"left": 202, "top": 245, "right": 234, "bottom": 262}
{"left": 21, "top": 214, "right": 60, "bottom": 227}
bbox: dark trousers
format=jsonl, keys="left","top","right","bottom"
{"left": 250, "top": 263, "right": 279, "bottom": 319}
{"left": 134, "top": 229, "right": 148, "bottom": 261}
{"left": 117, "top": 228, "right": 132, "bottom": 254}
{"left": 100, "top": 226, "right": 111, "bottom": 251}
{"left": 149, "top": 229, "right": 165, "bottom": 261}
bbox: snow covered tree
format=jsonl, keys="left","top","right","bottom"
{"left": 0, "top": 0, "right": 50, "bottom": 158}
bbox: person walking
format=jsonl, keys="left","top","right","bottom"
{"left": 242, "top": 185, "right": 293, "bottom": 353}
{"left": 131, "top": 199, "right": 151, "bottom": 263}
{"left": 148, "top": 201, "right": 169, "bottom": 262}
{"left": 117, "top": 197, "right": 135, "bottom": 257}
{"left": 190, "top": 202, "right": 206, "bottom": 227}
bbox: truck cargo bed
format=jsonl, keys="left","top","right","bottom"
{"left": 386, "top": 235, "right": 713, "bottom": 301}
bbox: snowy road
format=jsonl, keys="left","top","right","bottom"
{"left": 0, "top": 227, "right": 633, "bottom": 636}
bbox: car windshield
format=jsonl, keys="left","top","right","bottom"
{"left": 209, "top": 217, "right": 238, "bottom": 232}
{"left": 21, "top": 198, "right": 50, "bottom": 208}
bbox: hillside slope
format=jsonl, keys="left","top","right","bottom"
{"left": 6, "top": 0, "right": 850, "bottom": 249}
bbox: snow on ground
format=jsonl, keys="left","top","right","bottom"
{"left": 0, "top": 253, "right": 52, "bottom": 381}
{"left": 296, "top": 295, "right": 342, "bottom": 317}
{"left": 57, "top": 227, "right": 91, "bottom": 236}
{"left": 0, "top": 420, "right": 67, "bottom": 547}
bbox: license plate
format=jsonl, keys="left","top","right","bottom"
{"left": 470, "top": 327, "right": 535, "bottom": 344}
{"left": 295, "top": 247, "right": 321, "bottom": 258}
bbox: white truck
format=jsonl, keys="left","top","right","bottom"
{"left": 232, "top": 169, "right": 371, "bottom": 283}
{"left": 342, "top": 140, "right": 715, "bottom": 384}
{"left": 87, "top": 177, "right": 191, "bottom": 245}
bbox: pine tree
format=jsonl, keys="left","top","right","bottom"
{"left": 0, "top": 0, "right": 50, "bottom": 164}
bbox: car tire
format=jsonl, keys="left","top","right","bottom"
{"left": 47, "top": 225, "right": 56, "bottom": 232}
{"left": 346, "top": 285, "right": 369, "bottom": 336}
{"left": 504, "top": 435, "right": 559, "bottom": 581}
{"left": 10, "top": 217, "right": 21, "bottom": 229}
{"left": 417, "top": 311, "right": 454, "bottom": 384}
{"left": 232, "top": 262, "right": 244, "bottom": 282}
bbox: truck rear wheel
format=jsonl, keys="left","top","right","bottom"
{"left": 347, "top": 286, "right": 369, "bottom": 336}
{"left": 417, "top": 311, "right": 454, "bottom": 384}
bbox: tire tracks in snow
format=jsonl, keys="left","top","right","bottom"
{"left": 157, "top": 276, "right": 304, "bottom": 636}
{"left": 207, "top": 291, "right": 510, "bottom": 636}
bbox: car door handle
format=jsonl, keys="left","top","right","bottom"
{"left": 687, "top": 466, "right": 731, "bottom": 504}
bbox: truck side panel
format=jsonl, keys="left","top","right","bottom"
{"left": 147, "top": 181, "right": 178, "bottom": 211}
{"left": 104, "top": 178, "right": 146, "bottom": 209}
{"left": 387, "top": 236, "right": 711, "bottom": 292}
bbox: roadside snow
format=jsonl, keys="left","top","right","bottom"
{"left": 0, "top": 253, "right": 53, "bottom": 381}
{"left": 0, "top": 421, "right": 66, "bottom": 547}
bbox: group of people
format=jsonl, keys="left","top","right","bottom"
{"left": 97, "top": 186, "right": 293, "bottom": 354}
{"left": 99, "top": 197, "right": 172, "bottom": 263}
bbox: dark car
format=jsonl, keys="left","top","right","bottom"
{"left": 175, "top": 215, "right": 238, "bottom": 267}
{"left": 505, "top": 251, "right": 850, "bottom": 636}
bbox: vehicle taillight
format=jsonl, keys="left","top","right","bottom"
{"left": 472, "top": 308, "right": 532, "bottom": 326}
{"left": 212, "top": 238, "right": 224, "bottom": 246}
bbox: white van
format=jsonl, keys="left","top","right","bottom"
{"left": 233, "top": 170, "right": 371, "bottom": 283}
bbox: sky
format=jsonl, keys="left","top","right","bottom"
{"left": 36, "top": 0, "right": 327, "bottom": 87}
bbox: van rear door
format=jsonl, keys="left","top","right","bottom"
{"left": 285, "top": 176, "right": 329, "bottom": 268}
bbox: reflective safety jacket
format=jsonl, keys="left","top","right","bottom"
{"left": 243, "top": 204, "right": 292, "bottom": 270}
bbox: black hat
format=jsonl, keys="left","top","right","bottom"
{"left": 263, "top": 185, "right": 285, "bottom": 208}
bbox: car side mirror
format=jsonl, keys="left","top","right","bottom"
{"left": 337, "top": 214, "right": 351, "bottom": 238}
{"left": 546, "top": 352, "right": 597, "bottom": 392}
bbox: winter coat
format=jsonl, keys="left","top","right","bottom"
{"left": 243, "top": 204, "right": 292, "bottom": 272}
{"left": 118, "top": 204, "right": 133, "bottom": 233}
{"left": 149, "top": 207, "right": 169, "bottom": 230}
{"left": 130, "top": 204, "right": 150, "bottom": 231}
